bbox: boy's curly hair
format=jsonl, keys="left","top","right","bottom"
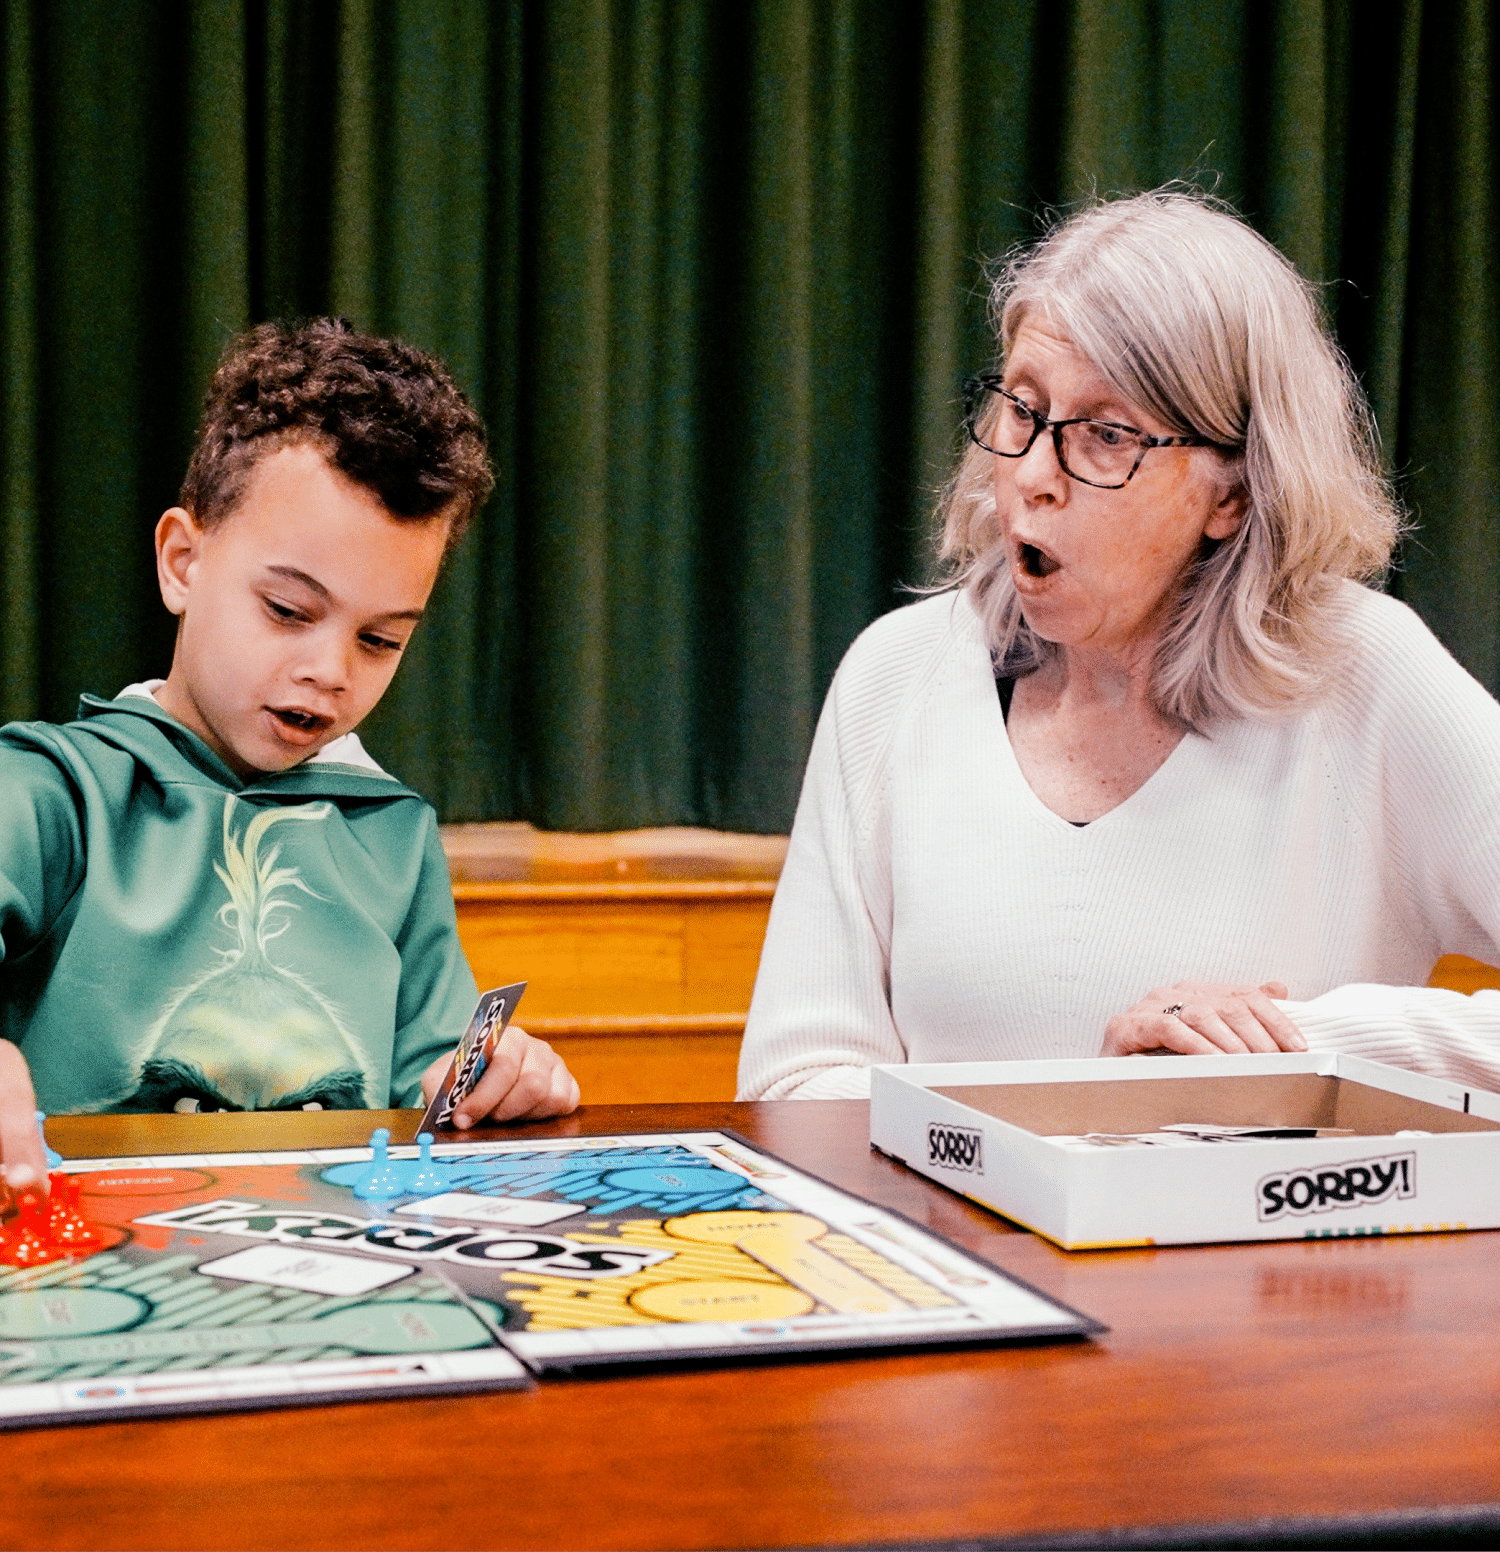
{"left": 180, "top": 318, "right": 494, "bottom": 546}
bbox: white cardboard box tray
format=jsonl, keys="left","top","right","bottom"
{"left": 869, "top": 1052, "right": 1500, "bottom": 1249}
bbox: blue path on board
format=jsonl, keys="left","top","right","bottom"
{"left": 321, "top": 1146, "right": 783, "bottom": 1215}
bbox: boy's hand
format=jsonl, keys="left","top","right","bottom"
{"left": 0, "top": 1040, "right": 48, "bottom": 1195}
{"left": 420, "top": 1025, "right": 580, "bottom": 1127}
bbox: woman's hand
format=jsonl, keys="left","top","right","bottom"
{"left": 1102, "top": 981, "right": 1306, "bottom": 1058}
{"left": 421, "top": 1024, "right": 581, "bottom": 1126}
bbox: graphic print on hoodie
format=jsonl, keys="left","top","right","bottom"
{"left": 120, "top": 798, "right": 375, "bottom": 1114}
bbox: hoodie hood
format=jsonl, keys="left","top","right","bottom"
{"left": 72, "top": 693, "right": 414, "bottom": 804}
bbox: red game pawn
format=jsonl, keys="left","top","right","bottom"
{"left": 48, "top": 1174, "right": 104, "bottom": 1253}
{"left": 0, "top": 1189, "right": 65, "bottom": 1268}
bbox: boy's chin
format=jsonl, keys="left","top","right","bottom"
{"left": 221, "top": 730, "right": 330, "bottom": 779}
{"left": 245, "top": 709, "right": 344, "bottom": 770}
{"left": 258, "top": 741, "right": 330, "bottom": 773}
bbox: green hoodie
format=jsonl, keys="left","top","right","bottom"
{"left": 0, "top": 693, "right": 478, "bottom": 1114}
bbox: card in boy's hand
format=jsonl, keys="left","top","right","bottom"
{"left": 419, "top": 983, "right": 527, "bottom": 1132}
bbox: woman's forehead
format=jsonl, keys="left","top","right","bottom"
{"left": 1001, "top": 309, "right": 1098, "bottom": 385}
{"left": 1003, "top": 322, "right": 1141, "bottom": 410}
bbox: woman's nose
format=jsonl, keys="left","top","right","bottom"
{"left": 1011, "top": 425, "right": 1067, "bottom": 499}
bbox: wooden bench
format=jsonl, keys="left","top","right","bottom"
{"left": 444, "top": 825, "right": 784, "bottom": 1103}
{"left": 443, "top": 824, "right": 1500, "bottom": 1103}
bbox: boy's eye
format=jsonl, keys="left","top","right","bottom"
{"left": 360, "top": 633, "right": 404, "bottom": 654}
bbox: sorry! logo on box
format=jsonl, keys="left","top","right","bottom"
{"left": 927, "top": 1123, "right": 983, "bottom": 1173}
{"left": 1257, "top": 1152, "right": 1416, "bottom": 1221}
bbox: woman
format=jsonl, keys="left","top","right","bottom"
{"left": 738, "top": 188, "right": 1500, "bottom": 1101}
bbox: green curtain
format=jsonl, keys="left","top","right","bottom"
{"left": 2, "top": 1, "right": 1495, "bottom": 831}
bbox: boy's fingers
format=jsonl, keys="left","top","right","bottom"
{"left": 501, "top": 1047, "right": 579, "bottom": 1122}
{"left": 450, "top": 1025, "right": 535, "bottom": 1128}
{"left": 0, "top": 1040, "right": 47, "bottom": 1189}
{"left": 484, "top": 1051, "right": 554, "bottom": 1123}
{"left": 482, "top": 1038, "right": 577, "bottom": 1123}
{"left": 452, "top": 1027, "right": 580, "bottom": 1126}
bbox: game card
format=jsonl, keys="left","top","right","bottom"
{"left": 418, "top": 983, "right": 526, "bottom": 1133}
{"left": 197, "top": 1243, "right": 414, "bottom": 1295}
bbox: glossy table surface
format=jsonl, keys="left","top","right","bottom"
{"left": 5, "top": 1100, "right": 1500, "bottom": 1551}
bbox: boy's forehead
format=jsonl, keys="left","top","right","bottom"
{"left": 233, "top": 445, "right": 450, "bottom": 535}
{"left": 211, "top": 445, "right": 451, "bottom": 597}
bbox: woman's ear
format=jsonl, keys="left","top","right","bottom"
{"left": 155, "top": 507, "right": 203, "bottom": 617}
{"left": 1203, "top": 477, "right": 1249, "bottom": 542}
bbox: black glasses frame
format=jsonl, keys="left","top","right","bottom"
{"left": 962, "top": 375, "right": 1216, "bottom": 489}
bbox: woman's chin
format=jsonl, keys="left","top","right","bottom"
{"left": 1015, "top": 596, "right": 1081, "bottom": 645}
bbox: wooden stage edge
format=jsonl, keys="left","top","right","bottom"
{"left": 9, "top": 1101, "right": 1500, "bottom": 1552}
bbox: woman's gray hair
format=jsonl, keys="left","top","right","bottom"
{"left": 939, "top": 188, "right": 1402, "bottom": 725}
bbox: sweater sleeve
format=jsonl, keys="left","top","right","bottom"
{"left": 737, "top": 652, "right": 905, "bottom": 1101}
{"left": 1288, "top": 985, "right": 1500, "bottom": 1091}
{"left": 1285, "top": 592, "right": 1500, "bottom": 1083}
{"left": 388, "top": 810, "right": 480, "bottom": 1107}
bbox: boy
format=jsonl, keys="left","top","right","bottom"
{"left": 0, "top": 319, "right": 578, "bottom": 1190}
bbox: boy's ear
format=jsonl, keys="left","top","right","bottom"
{"left": 155, "top": 507, "right": 203, "bottom": 617}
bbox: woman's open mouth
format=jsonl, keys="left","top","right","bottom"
{"left": 1017, "top": 541, "right": 1062, "bottom": 579}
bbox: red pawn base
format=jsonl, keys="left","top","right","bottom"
{"left": 48, "top": 1174, "right": 104, "bottom": 1253}
{"left": 0, "top": 1190, "right": 66, "bottom": 1267}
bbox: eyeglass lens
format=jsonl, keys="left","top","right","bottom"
{"left": 970, "top": 386, "right": 1142, "bottom": 487}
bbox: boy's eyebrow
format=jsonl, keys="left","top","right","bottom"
{"left": 266, "top": 564, "right": 333, "bottom": 600}
{"left": 264, "top": 564, "right": 426, "bottom": 622}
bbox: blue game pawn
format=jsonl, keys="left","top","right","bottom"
{"left": 36, "top": 1112, "right": 62, "bottom": 1171}
{"left": 406, "top": 1133, "right": 449, "bottom": 1197}
{"left": 352, "top": 1128, "right": 407, "bottom": 1200}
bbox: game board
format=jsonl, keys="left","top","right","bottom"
{"left": 0, "top": 1130, "right": 1101, "bottom": 1428}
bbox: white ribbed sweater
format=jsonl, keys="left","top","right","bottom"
{"left": 738, "top": 585, "right": 1500, "bottom": 1100}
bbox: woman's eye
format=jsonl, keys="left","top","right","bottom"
{"left": 1085, "top": 422, "right": 1129, "bottom": 449}
{"left": 265, "top": 599, "right": 304, "bottom": 623}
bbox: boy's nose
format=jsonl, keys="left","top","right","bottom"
{"left": 295, "top": 632, "right": 352, "bottom": 693}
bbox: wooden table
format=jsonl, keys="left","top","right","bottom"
{"left": 5, "top": 1101, "right": 1500, "bottom": 1551}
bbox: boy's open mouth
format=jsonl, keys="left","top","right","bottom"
{"left": 268, "top": 706, "right": 333, "bottom": 738}
{"left": 1018, "top": 541, "right": 1062, "bottom": 578}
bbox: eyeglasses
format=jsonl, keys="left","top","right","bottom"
{"left": 962, "top": 375, "right": 1218, "bottom": 489}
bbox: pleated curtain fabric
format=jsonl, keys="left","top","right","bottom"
{"left": 1, "top": 0, "right": 1495, "bottom": 832}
